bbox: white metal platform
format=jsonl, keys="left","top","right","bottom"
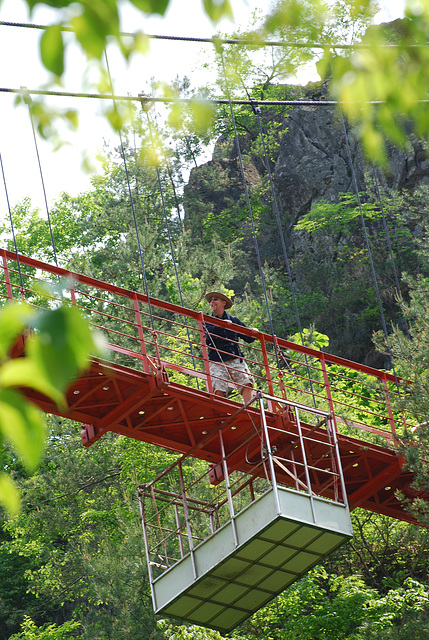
{"left": 139, "top": 395, "right": 353, "bottom": 633}
{"left": 152, "top": 486, "right": 352, "bottom": 632}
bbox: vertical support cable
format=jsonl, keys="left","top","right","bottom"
{"left": 103, "top": 52, "right": 156, "bottom": 332}
{"left": 0, "top": 151, "right": 24, "bottom": 290}
{"left": 341, "top": 112, "right": 401, "bottom": 391}
{"left": 220, "top": 49, "right": 281, "bottom": 370}
{"left": 142, "top": 108, "right": 200, "bottom": 385}
{"left": 372, "top": 166, "right": 411, "bottom": 338}
{"left": 251, "top": 99, "right": 317, "bottom": 408}
{"left": 22, "top": 87, "right": 60, "bottom": 274}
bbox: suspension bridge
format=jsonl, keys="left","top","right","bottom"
{"left": 0, "top": 249, "right": 429, "bottom": 632}
{"left": 1, "top": 17, "right": 427, "bottom": 631}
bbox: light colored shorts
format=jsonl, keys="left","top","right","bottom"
{"left": 209, "top": 358, "right": 254, "bottom": 395}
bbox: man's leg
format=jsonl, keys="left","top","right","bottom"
{"left": 241, "top": 384, "right": 254, "bottom": 404}
{"left": 209, "top": 361, "right": 229, "bottom": 397}
{"left": 228, "top": 359, "right": 255, "bottom": 405}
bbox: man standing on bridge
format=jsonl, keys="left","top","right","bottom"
{"left": 204, "top": 291, "right": 258, "bottom": 404}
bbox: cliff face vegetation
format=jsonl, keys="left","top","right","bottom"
{"left": 184, "top": 82, "right": 429, "bottom": 366}
{"left": 4, "top": 75, "right": 429, "bottom": 638}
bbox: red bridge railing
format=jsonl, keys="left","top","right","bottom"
{"left": 0, "top": 248, "right": 410, "bottom": 446}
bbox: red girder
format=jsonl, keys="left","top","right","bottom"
{"left": 1, "top": 249, "right": 427, "bottom": 526}
{"left": 17, "top": 355, "right": 424, "bottom": 526}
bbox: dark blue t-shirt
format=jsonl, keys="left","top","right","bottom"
{"left": 205, "top": 312, "right": 255, "bottom": 362}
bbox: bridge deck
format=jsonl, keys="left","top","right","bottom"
{"left": 1, "top": 248, "right": 426, "bottom": 525}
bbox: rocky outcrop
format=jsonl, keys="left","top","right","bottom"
{"left": 274, "top": 103, "right": 364, "bottom": 229}
{"left": 182, "top": 82, "right": 429, "bottom": 363}
{"left": 183, "top": 156, "right": 261, "bottom": 241}
{"left": 185, "top": 82, "right": 429, "bottom": 234}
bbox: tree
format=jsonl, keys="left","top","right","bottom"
{"left": 13, "top": 0, "right": 429, "bottom": 171}
{"left": 9, "top": 616, "right": 80, "bottom": 640}
{"left": 0, "top": 300, "right": 102, "bottom": 516}
{"left": 233, "top": 566, "right": 429, "bottom": 640}
{"left": 373, "top": 275, "right": 429, "bottom": 525}
{"left": 2, "top": 415, "right": 179, "bottom": 639}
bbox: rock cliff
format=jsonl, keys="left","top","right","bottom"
{"left": 183, "top": 82, "right": 429, "bottom": 362}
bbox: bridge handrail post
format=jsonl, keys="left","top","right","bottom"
{"left": 219, "top": 428, "right": 239, "bottom": 547}
{"left": 328, "top": 412, "right": 349, "bottom": 508}
{"left": 69, "top": 278, "right": 77, "bottom": 305}
{"left": 138, "top": 489, "right": 158, "bottom": 609}
{"left": 381, "top": 371, "right": 398, "bottom": 440}
{"left": 1, "top": 250, "right": 13, "bottom": 301}
{"left": 197, "top": 312, "right": 213, "bottom": 394}
{"left": 273, "top": 334, "right": 289, "bottom": 403}
{"left": 259, "top": 332, "right": 275, "bottom": 402}
{"left": 320, "top": 354, "right": 336, "bottom": 418}
{"left": 133, "top": 294, "right": 151, "bottom": 374}
{"left": 294, "top": 405, "right": 317, "bottom": 520}
{"left": 178, "top": 459, "right": 198, "bottom": 579}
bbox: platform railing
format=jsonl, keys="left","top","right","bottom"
{"left": 138, "top": 393, "right": 347, "bottom": 587}
{"left": 0, "top": 248, "right": 411, "bottom": 445}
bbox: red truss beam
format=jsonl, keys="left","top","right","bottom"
{"left": 20, "top": 357, "right": 426, "bottom": 526}
{"left": 1, "top": 249, "right": 427, "bottom": 526}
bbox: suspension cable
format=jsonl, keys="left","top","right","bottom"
{"left": 0, "top": 151, "right": 24, "bottom": 291}
{"left": 372, "top": 167, "right": 411, "bottom": 338}
{"left": 104, "top": 52, "right": 156, "bottom": 332}
{"left": 21, "top": 87, "right": 60, "bottom": 276}
{"left": 143, "top": 108, "right": 200, "bottom": 384}
{"left": 3, "top": 86, "right": 384, "bottom": 106}
{"left": 249, "top": 98, "right": 317, "bottom": 407}
{"left": 0, "top": 20, "right": 419, "bottom": 50}
{"left": 220, "top": 48, "right": 280, "bottom": 370}
{"left": 341, "top": 111, "right": 400, "bottom": 385}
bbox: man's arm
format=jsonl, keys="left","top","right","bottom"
{"left": 230, "top": 315, "right": 259, "bottom": 344}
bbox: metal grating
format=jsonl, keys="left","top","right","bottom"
{"left": 139, "top": 395, "right": 353, "bottom": 633}
{"left": 154, "top": 489, "right": 352, "bottom": 632}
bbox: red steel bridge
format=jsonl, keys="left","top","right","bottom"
{"left": 1, "top": 248, "right": 426, "bottom": 526}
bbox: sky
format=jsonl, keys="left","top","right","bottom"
{"left": 0, "top": 0, "right": 405, "bottom": 218}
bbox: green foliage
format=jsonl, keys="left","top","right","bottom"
{"left": 331, "top": 510, "right": 429, "bottom": 589}
{"left": 13, "top": 0, "right": 232, "bottom": 141}
{"left": 374, "top": 275, "right": 429, "bottom": 420}
{"left": 373, "top": 276, "right": 429, "bottom": 522}
{"left": 158, "top": 619, "right": 225, "bottom": 640}
{"left": 10, "top": 0, "right": 429, "bottom": 170}
{"left": 40, "top": 25, "right": 65, "bottom": 76}
{"left": 9, "top": 616, "right": 80, "bottom": 640}
{"left": 290, "top": 326, "right": 330, "bottom": 350}
{"left": 202, "top": 0, "right": 233, "bottom": 23}
{"left": 296, "top": 193, "right": 381, "bottom": 234}
{"left": 3, "top": 27, "right": 429, "bottom": 634}
{"left": 235, "top": 566, "right": 429, "bottom": 640}
{"left": 316, "top": 1, "right": 429, "bottom": 162}
{"left": 0, "top": 300, "right": 102, "bottom": 516}
{"left": 1, "top": 417, "right": 175, "bottom": 639}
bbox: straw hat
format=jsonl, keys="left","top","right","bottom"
{"left": 205, "top": 291, "right": 233, "bottom": 310}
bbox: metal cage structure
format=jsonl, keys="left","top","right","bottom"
{"left": 138, "top": 393, "right": 353, "bottom": 633}
{"left": 1, "top": 248, "right": 428, "bottom": 526}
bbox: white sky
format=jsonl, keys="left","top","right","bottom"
{"left": 0, "top": 0, "right": 405, "bottom": 216}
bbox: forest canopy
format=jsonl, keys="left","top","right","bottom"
{"left": 3, "top": 1, "right": 429, "bottom": 639}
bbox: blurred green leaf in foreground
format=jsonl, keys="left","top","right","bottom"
{"left": 0, "top": 301, "right": 103, "bottom": 516}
